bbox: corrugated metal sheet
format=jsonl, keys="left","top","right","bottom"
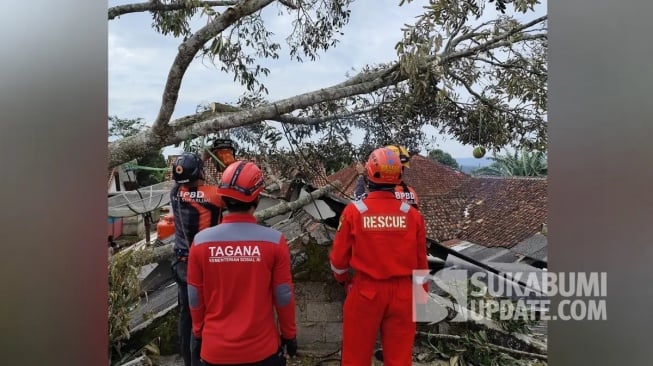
{"left": 511, "top": 233, "right": 548, "bottom": 262}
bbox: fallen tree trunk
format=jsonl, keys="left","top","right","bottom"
{"left": 255, "top": 182, "right": 340, "bottom": 219}
{"left": 416, "top": 331, "right": 547, "bottom": 361}
{"left": 418, "top": 295, "right": 548, "bottom": 355}
{"left": 116, "top": 181, "right": 341, "bottom": 266}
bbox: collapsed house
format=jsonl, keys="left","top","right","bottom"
{"left": 111, "top": 154, "right": 548, "bottom": 364}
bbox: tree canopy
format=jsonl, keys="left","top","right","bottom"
{"left": 108, "top": 0, "right": 547, "bottom": 170}
{"left": 472, "top": 148, "right": 547, "bottom": 176}
{"left": 428, "top": 149, "right": 460, "bottom": 170}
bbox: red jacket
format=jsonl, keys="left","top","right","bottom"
{"left": 329, "top": 191, "right": 428, "bottom": 282}
{"left": 187, "top": 213, "right": 296, "bottom": 364}
{"left": 394, "top": 183, "right": 420, "bottom": 209}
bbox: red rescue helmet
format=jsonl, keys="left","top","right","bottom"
{"left": 217, "top": 160, "right": 265, "bottom": 203}
{"left": 365, "top": 147, "right": 403, "bottom": 185}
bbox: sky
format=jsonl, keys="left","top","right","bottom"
{"left": 108, "top": 0, "right": 547, "bottom": 159}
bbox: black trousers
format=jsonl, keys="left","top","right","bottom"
{"left": 201, "top": 347, "right": 286, "bottom": 366}
{"left": 173, "top": 260, "right": 202, "bottom": 366}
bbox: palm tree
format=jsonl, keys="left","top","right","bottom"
{"left": 472, "top": 149, "right": 547, "bottom": 177}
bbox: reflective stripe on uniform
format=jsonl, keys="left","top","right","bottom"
{"left": 330, "top": 262, "right": 350, "bottom": 275}
{"left": 353, "top": 200, "right": 368, "bottom": 213}
{"left": 193, "top": 222, "right": 282, "bottom": 246}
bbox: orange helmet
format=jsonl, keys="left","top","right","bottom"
{"left": 217, "top": 160, "right": 265, "bottom": 203}
{"left": 365, "top": 147, "right": 403, "bottom": 185}
{"left": 209, "top": 138, "right": 237, "bottom": 171}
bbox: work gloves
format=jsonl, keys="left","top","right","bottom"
{"left": 281, "top": 336, "right": 298, "bottom": 357}
{"left": 339, "top": 279, "right": 352, "bottom": 296}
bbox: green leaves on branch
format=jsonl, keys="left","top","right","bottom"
{"left": 108, "top": 250, "right": 148, "bottom": 361}
{"left": 391, "top": 0, "right": 547, "bottom": 152}
{"left": 472, "top": 149, "right": 547, "bottom": 177}
{"left": 147, "top": 0, "right": 353, "bottom": 94}
{"left": 109, "top": 116, "right": 147, "bottom": 139}
{"left": 202, "top": 12, "right": 279, "bottom": 94}
{"left": 151, "top": 0, "right": 202, "bottom": 38}
{"left": 285, "top": 0, "right": 353, "bottom": 62}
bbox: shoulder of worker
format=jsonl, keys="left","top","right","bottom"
{"left": 197, "top": 184, "right": 226, "bottom": 205}
{"left": 345, "top": 199, "right": 369, "bottom": 215}
{"left": 192, "top": 221, "right": 285, "bottom": 247}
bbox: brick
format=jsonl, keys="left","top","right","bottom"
{"left": 306, "top": 302, "right": 343, "bottom": 322}
{"left": 296, "top": 322, "right": 324, "bottom": 345}
{"left": 324, "top": 322, "right": 343, "bottom": 342}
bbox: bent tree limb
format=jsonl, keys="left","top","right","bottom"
{"left": 151, "top": 0, "right": 275, "bottom": 136}
{"left": 205, "top": 102, "right": 380, "bottom": 126}
{"left": 107, "top": 15, "right": 547, "bottom": 168}
{"left": 108, "top": 76, "right": 393, "bottom": 167}
{"left": 416, "top": 332, "right": 547, "bottom": 361}
{"left": 108, "top": 1, "right": 238, "bottom": 20}
{"left": 121, "top": 181, "right": 341, "bottom": 265}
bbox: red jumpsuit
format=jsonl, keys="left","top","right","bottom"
{"left": 187, "top": 213, "right": 296, "bottom": 364}
{"left": 394, "top": 183, "right": 419, "bottom": 209}
{"left": 330, "top": 191, "right": 428, "bottom": 366}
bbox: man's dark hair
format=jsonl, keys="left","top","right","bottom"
{"left": 223, "top": 197, "right": 260, "bottom": 213}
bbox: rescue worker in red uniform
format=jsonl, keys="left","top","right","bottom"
{"left": 170, "top": 153, "right": 225, "bottom": 366}
{"left": 353, "top": 144, "right": 420, "bottom": 209}
{"left": 187, "top": 160, "right": 298, "bottom": 366}
{"left": 331, "top": 147, "right": 428, "bottom": 366}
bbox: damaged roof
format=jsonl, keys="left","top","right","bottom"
{"left": 325, "top": 157, "right": 547, "bottom": 250}
{"left": 511, "top": 232, "right": 548, "bottom": 261}
{"left": 449, "top": 176, "right": 547, "bottom": 249}
{"left": 401, "top": 155, "right": 470, "bottom": 198}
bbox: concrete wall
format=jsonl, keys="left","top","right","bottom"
{"left": 294, "top": 282, "right": 345, "bottom": 351}
{"left": 122, "top": 215, "right": 145, "bottom": 238}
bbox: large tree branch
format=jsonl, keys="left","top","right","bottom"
{"left": 275, "top": 106, "right": 379, "bottom": 125}
{"left": 416, "top": 332, "right": 547, "bottom": 361}
{"left": 175, "top": 102, "right": 379, "bottom": 130}
{"left": 108, "top": 76, "right": 394, "bottom": 167}
{"left": 108, "top": 17, "right": 547, "bottom": 167}
{"left": 108, "top": 0, "right": 238, "bottom": 20}
{"left": 206, "top": 102, "right": 380, "bottom": 125}
{"left": 443, "top": 15, "right": 547, "bottom": 63}
{"left": 150, "top": 0, "right": 275, "bottom": 136}
{"left": 338, "top": 16, "right": 546, "bottom": 90}
{"left": 177, "top": 78, "right": 394, "bottom": 140}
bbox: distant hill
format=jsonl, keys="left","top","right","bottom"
{"left": 455, "top": 157, "right": 494, "bottom": 174}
